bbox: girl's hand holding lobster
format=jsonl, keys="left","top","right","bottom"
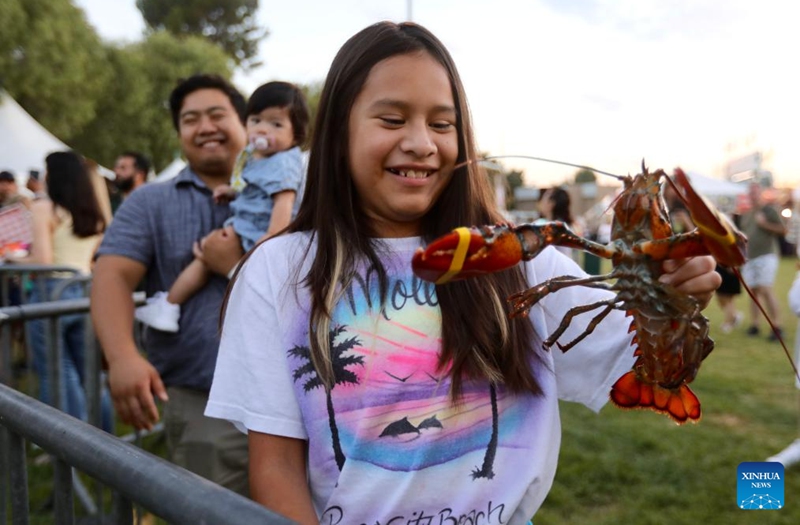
{"left": 660, "top": 256, "right": 721, "bottom": 308}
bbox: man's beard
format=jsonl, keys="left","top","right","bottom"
{"left": 191, "top": 156, "right": 234, "bottom": 178}
{"left": 114, "top": 176, "right": 135, "bottom": 193}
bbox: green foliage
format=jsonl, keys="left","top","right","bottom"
{"left": 299, "top": 80, "right": 323, "bottom": 146}
{"left": 506, "top": 170, "right": 524, "bottom": 209}
{"left": 69, "top": 44, "right": 153, "bottom": 168}
{"left": 575, "top": 168, "right": 597, "bottom": 184}
{"left": 506, "top": 170, "right": 524, "bottom": 190}
{"left": 0, "top": 0, "right": 26, "bottom": 75}
{"left": 71, "top": 31, "right": 234, "bottom": 171}
{"left": 136, "top": 0, "right": 267, "bottom": 70}
{"left": 1, "top": 0, "right": 111, "bottom": 142}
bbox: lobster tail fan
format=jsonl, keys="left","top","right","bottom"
{"left": 609, "top": 371, "right": 701, "bottom": 424}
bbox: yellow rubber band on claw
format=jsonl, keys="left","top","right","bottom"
{"left": 435, "top": 227, "right": 472, "bottom": 285}
{"left": 695, "top": 222, "right": 737, "bottom": 246}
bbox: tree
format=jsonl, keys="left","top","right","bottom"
{"left": 136, "top": 0, "right": 267, "bottom": 70}
{"left": 505, "top": 170, "right": 524, "bottom": 210}
{"left": 299, "top": 80, "right": 323, "bottom": 144}
{"left": 71, "top": 31, "right": 233, "bottom": 171}
{"left": 0, "top": 0, "right": 26, "bottom": 76}
{"left": 575, "top": 168, "right": 597, "bottom": 184}
{"left": 1, "top": 0, "right": 111, "bottom": 143}
{"left": 68, "top": 44, "right": 151, "bottom": 168}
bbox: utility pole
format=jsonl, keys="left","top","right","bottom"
{"left": 407, "top": 0, "right": 413, "bottom": 21}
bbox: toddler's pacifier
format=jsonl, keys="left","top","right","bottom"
{"left": 250, "top": 136, "right": 269, "bottom": 151}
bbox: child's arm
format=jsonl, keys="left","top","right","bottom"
{"left": 249, "top": 432, "right": 317, "bottom": 523}
{"left": 167, "top": 257, "right": 211, "bottom": 305}
{"left": 257, "top": 190, "right": 296, "bottom": 243}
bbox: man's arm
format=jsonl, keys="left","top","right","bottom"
{"left": 757, "top": 207, "right": 788, "bottom": 236}
{"left": 91, "top": 255, "right": 167, "bottom": 430}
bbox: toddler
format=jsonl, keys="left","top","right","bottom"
{"left": 135, "top": 81, "right": 310, "bottom": 332}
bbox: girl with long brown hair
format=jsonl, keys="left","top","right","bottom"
{"left": 206, "top": 21, "right": 719, "bottom": 523}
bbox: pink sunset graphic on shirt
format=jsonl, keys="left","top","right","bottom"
{"left": 287, "top": 258, "right": 541, "bottom": 478}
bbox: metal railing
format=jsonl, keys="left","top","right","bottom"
{"left": 0, "top": 268, "right": 109, "bottom": 428}
{"left": 0, "top": 292, "right": 294, "bottom": 524}
{"left": 0, "top": 265, "right": 82, "bottom": 391}
{"left": 0, "top": 383, "right": 293, "bottom": 524}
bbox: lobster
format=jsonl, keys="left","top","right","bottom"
{"left": 412, "top": 162, "right": 755, "bottom": 424}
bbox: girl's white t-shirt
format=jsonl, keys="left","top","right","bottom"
{"left": 206, "top": 232, "right": 635, "bottom": 524}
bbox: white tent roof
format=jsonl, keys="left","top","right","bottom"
{"left": 681, "top": 171, "right": 747, "bottom": 198}
{"left": 154, "top": 157, "right": 187, "bottom": 182}
{"left": 0, "top": 89, "right": 71, "bottom": 182}
{"left": 0, "top": 89, "right": 116, "bottom": 182}
{"left": 151, "top": 151, "right": 310, "bottom": 184}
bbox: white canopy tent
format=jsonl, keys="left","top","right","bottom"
{"left": 0, "top": 89, "right": 114, "bottom": 182}
{"left": 153, "top": 157, "right": 187, "bottom": 182}
{"left": 0, "top": 89, "right": 70, "bottom": 183}
{"left": 153, "top": 150, "right": 310, "bottom": 183}
{"left": 680, "top": 171, "right": 747, "bottom": 198}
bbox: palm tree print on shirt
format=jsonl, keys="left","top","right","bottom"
{"left": 472, "top": 383, "right": 499, "bottom": 479}
{"left": 288, "top": 324, "right": 364, "bottom": 471}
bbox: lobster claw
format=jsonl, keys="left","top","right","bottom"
{"left": 672, "top": 168, "right": 748, "bottom": 267}
{"left": 412, "top": 226, "right": 524, "bottom": 284}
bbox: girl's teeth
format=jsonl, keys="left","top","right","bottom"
{"left": 389, "top": 168, "right": 430, "bottom": 179}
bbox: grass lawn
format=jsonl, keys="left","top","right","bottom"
{"left": 536, "top": 257, "right": 800, "bottom": 524}
{"left": 13, "top": 258, "right": 800, "bottom": 523}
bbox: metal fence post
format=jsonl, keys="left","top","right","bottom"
{"left": 0, "top": 426, "right": 7, "bottom": 524}
{"left": 8, "top": 429, "right": 29, "bottom": 524}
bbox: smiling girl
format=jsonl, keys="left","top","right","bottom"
{"left": 206, "top": 21, "right": 720, "bottom": 524}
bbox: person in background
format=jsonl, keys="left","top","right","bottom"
{"left": 0, "top": 170, "right": 31, "bottom": 210}
{"left": 134, "top": 81, "right": 309, "bottom": 333}
{"left": 84, "top": 158, "right": 114, "bottom": 228}
{"left": 536, "top": 186, "right": 578, "bottom": 260}
{"left": 90, "top": 74, "right": 250, "bottom": 495}
{"left": 740, "top": 182, "right": 787, "bottom": 341}
{"left": 767, "top": 251, "right": 800, "bottom": 466}
{"left": 204, "top": 21, "right": 720, "bottom": 522}
{"left": 26, "top": 170, "right": 47, "bottom": 200}
{"left": 663, "top": 181, "right": 693, "bottom": 234}
{"left": 716, "top": 210, "right": 744, "bottom": 334}
{"left": 9, "top": 151, "right": 112, "bottom": 430}
{"left": 109, "top": 151, "right": 150, "bottom": 214}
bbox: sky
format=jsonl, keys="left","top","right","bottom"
{"left": 73, "top": 0, "right": 800, "bottom": 187}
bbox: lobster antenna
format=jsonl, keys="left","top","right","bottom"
{"left": 461, "top": 154, "right": 626, "bottom": 181}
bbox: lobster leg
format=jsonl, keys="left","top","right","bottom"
{"left": 508, "top": 272, "right": 616, "bottom": 318}
{"left": 547, "top": 301, "right": 618, "bottom": 352}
